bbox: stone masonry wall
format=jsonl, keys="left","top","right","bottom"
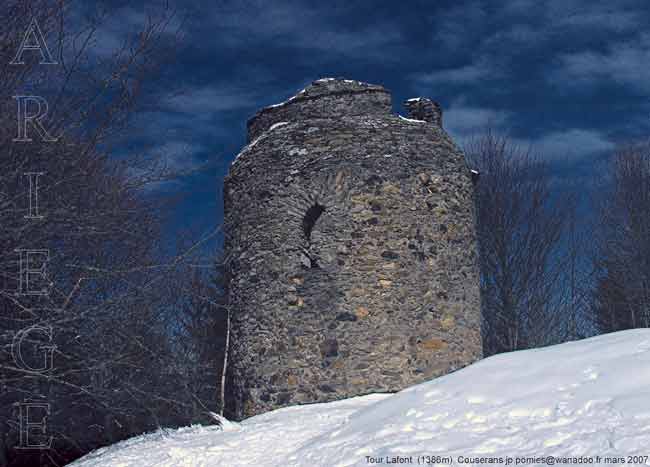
{"left": 224, "top": 78, "right": 481, "bottom": 420}
{"left": 246, "top": 79, "right": 391, "bottom": 142}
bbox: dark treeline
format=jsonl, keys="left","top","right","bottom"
{"left": 0, "top": 2, "right": 227, "bottom": 466}
{"left": 466, "top": 133, "right": 576, "bottom": 355}
{"left": 467, "top": 132, "right": 650, "bottom": 357}
{"left": 592, "top": 143, "right": 650, "bottom": 331}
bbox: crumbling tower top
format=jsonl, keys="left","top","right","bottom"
{"left": 246, "top": 78, "right": 392, "bottom": 142}
{"left": 404, "top": 97, "right": 443, "bottom": 128}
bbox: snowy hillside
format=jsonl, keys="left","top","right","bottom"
{"left": 69, "top": 330, "right": 650, "bottom": 467}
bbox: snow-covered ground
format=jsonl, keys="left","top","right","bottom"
{"left": 69, "top": 329, "right": 650, "bottom": 467}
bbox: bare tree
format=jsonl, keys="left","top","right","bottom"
{"left": 593, "top": 142, "right": 650, "bottom": 332}
{"left": 161, "top": 247, "right": 228, "bottom": 423}
{"left": 465, "top": 131, "right": 574, "bottom": 356}
{"left": 557, "top": 203, "right": 594, "bottom": 340}
{"left": 0, "top": 2, "right": 228, "bottom": 466}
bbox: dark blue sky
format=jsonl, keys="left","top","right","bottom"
{"left": 95, "top": 0, "right": 650, "bottom": 239}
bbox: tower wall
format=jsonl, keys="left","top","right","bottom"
{"left": 224, "top": 78, "right": 481, "bottom": 420}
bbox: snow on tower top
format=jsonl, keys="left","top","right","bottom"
{"left": 404, "top": 97, "right": 443, "bottom": 128}
{"left": 246, "top": 78, "right": 392, "bottom": 142}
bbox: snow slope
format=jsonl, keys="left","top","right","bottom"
{"left": 69, "top": 329, "right": 650, "bottom": 467}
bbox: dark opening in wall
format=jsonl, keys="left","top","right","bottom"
{"left": 303, "top": 203, "right": 326, "bottom": 241}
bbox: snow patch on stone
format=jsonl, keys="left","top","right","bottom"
{"left": 269, "top": 121, "right": 289, "bottom": 131}
{"left": 399, "top": 115, "right": 426, "bottom": 123}
{"left": 232, "top": 122, "right": 289, "bottom": 165}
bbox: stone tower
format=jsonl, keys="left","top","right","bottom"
{"left": 223, "top": 78, "right": 481, "bottom": 420}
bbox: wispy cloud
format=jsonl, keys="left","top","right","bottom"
{"left": 443, "top": 102, "right": 512, "bottom": 140}
{"left": 203, "top": 0, "right": 405, "bottom": 60}
{"left": 413, "top": 60, "right": 498, "bottom": 87}
{"left": 83, "top": 5, "right": 180, "bottom": 58}
{"left": 164, "top": 86, "right": 257, "bottom": 114}
{"left": 551, "top": 33, "right": 650, "bottom": 92}
{"left": 502, "top": 0, "right": 641, "bottom": 33}
{"left": 546, "top": 1, "right": 640, "bottom": 32}
{"left": 426, "top": 0, "right": 644, "bottom": 68}
{"left": 303, "top": 27, "right": 404, "bottom": 59}
{"left": 442, "top": 102, "right": 613, "bottom": 161}
{"left": 120, "top": 140, "right": 204, "bottom": 193}
{"left": 430, "top": 0, "right": 488, "bottom": 51}
{"left": 153, "top": 141, "right": 205, "bottom": 171}
{"left": 528, "top": 129, "right": 614, "bottom": 160}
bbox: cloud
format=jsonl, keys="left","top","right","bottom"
{"left": 208, "top": 0, "right": 306, "bottom": 41}
{"left": 443, "top": 103, "right": 512, "bottom": 139}
{"left": 164, "top": 86, "right": 257, "bottom": 114}
{"left": 501, "top": 0, "right": 538, "bottom": 14}
{"left": 442, "top": 102, "right": 613, "bottom": 161}
{"left": 430, "top": 1, "right": 488, "bottom": 51}
{"left": 551, "top": 33, "right": 650, "bottom": 92}
{"left": 84, "top": 5, "right": 180, "bottom": 58}
{"left": 502, "top": 0, "right": 641, "bottom": 32}
{"left": 529, "top": 129, "right": 614, "bottom": 160}
{"left": 414, "top": 61, "right": 496, "bottom": 87}
{"left": 545, "top": 1, "right": 640, "bottom": 32}
{"left": 303, "top": 27, "right": 404, "bottom": 59}
{"left": 429, "top": 0, "right": 644, "bottom": 68}
{"left": 204, "top": 0, "right": 405, "bottom": 60}
{"left": 119, "top": 140, "right": 205, "bottom": 193}
{"left": 415, "top": 1, "right": 644, "bottom": 92}
{"left": 557, "top": 10, "right": 638, "bottom": 31}
{"left": 153, "top": 141, "right": 205, "bottom": 171}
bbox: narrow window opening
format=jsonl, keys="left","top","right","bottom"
{"left": 302, "top": 203, "right": 326, "bottom": 241}
{"left": 302, "top": 203, "right": 326, "bottom": 269}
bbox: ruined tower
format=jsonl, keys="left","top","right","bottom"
{"left": 223, "top": 78, "right": 481, "bottom": 420}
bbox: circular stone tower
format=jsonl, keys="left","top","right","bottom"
{"left": 223, "top": 78, "right": 481, "bottom": 420}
